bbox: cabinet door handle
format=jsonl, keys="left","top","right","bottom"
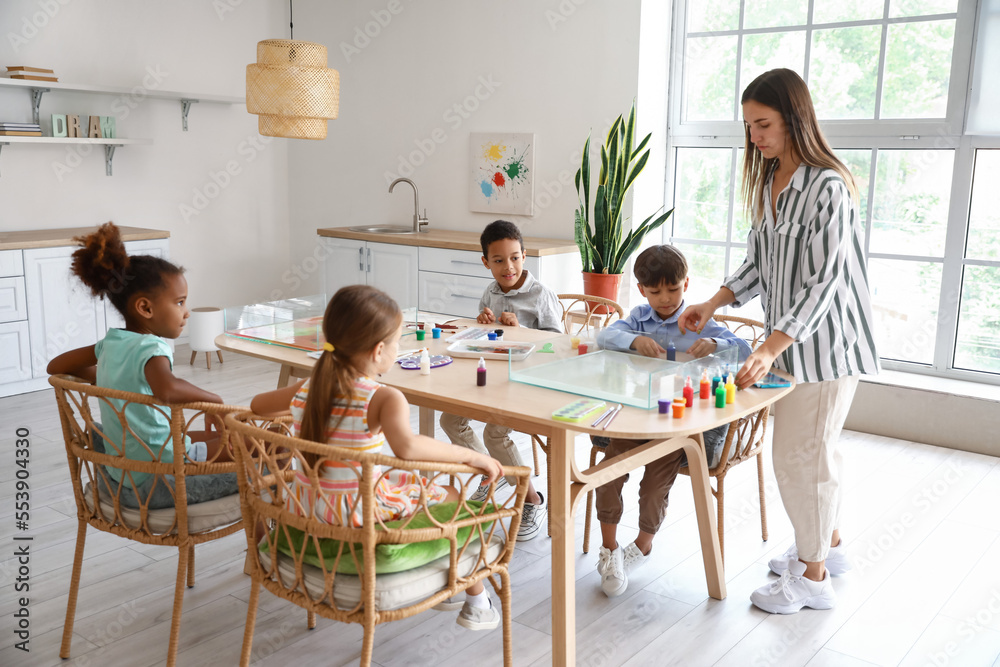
{"left": 359, "top": 247, "right": 365, "bottom": 272}
{"left": 450, "top": 260, "right": 483, "bottom": 266}
{"left": 367, "top": 248, "right": 372, "bottom": 273}
{"left": 449, "top": 293, "right": 479, "bottom": 300}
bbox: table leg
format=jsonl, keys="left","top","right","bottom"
{"left": 682, "top": 437, "right": 727, "bottom": 600}
{"left": 549, "top": 427, "right": 575, "bottom": 667}
{"left": 277, "top": 364, "right": 292, "bottom": 389}
{"left": 418, "top": 407, "right": 435, "bottom": 437}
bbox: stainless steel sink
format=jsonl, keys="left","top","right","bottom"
{"left": 347, "top": 225, "right": 418, "bottom": 234}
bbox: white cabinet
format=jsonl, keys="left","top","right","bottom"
{"left": 2, "top": 235, "right": 170, "bottom": 396}
{"left": 0, "top": 321, "right": 31, "bottom": 384}
{"left": 23, "top": 245, "right": 106, "bottom": 378}
{"left": 321, "top": 238, "right": 418, "bottom": 311}
{"left": 418, "top": 247, "right": 493, "bottom": 318}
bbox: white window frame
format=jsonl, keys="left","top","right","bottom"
{"left": 661, "top": 0, "right": 1000, "bottom": 385}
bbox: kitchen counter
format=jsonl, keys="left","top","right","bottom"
{"left": 0, "top": 226, "right": 170, "bottom": 250}
{"left": 317, "top": 227, "right": 578, "bottom": 257}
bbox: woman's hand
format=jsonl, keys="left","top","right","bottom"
{"left": 677, "top": 301, "right": 717, "bottom": 335}
{"left": 735, "top": 331, "right": 793, "bottom": 389}
{"left": 478, "top": 307, "right": 496, "bottom": 324}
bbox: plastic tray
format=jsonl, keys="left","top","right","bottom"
{"left": 446, "top": 340, "right": 535, "bottom": 361}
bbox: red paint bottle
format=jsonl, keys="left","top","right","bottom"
{"left": 683, "top": 375, "right": 694, "bottom": 407}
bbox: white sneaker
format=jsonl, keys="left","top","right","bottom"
{"left": 456, "top": 598, "right": 500, "bottom": 631}
{"left": 597, "top": 545, "right": 628, "bottom": 597}
{"left": 750, "top": 560, "right": 836, "bottom": 614}
{"left": 516, "top": 493, "right": 546, "bottom": 541}
{"left": 768, "top": 540, "right": 852, "bottom": 576}
{"left": 622, "top": 542, "right": 650, "bottom": 575}
{"left": 469, "top": 475, "right": 509, "bottom": 503}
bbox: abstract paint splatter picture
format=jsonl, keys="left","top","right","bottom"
{"left": 469, "top": 132, "right": 534, "bottom": 215}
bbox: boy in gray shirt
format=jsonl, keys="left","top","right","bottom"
{"left": 441, "top": 220, "right": 559, "bottom": 540}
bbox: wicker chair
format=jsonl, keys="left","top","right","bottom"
{"left": 527, "top": 294, "right": 624, "bottom": 537}
{"left": 49, "top": 374, "right": 248, "bottom": 666}
{"left": 226, "top": 411, "right": 531, "bottom": 667}
{"left": 580, "top": 315, "right": 771, "bottom": 562}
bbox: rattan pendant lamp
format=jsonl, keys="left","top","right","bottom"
{"left": 246, "top": 1, "right": 339, "bottom": 140}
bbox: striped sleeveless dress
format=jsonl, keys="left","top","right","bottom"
{"left": 286, "top": 375, "right": 448, "bottom": 527}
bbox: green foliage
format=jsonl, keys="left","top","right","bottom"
{"left": 574, "top": 101, "right": 673, "bottom": 275}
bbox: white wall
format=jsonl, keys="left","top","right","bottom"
{"left": 287, "top": 0, "right": 644, "bottom": 295}
{"left": 0, "top": 0, "right": 289, "bottom": 309}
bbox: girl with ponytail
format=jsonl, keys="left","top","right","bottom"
{"left": 250, "top": 285, "right": 506, "bottom": 631}
{"left": 47, "top": 222, "right": 238, "bottom": 508}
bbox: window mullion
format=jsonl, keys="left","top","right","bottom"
{"left": 873, "top": 0, "right": 891, "bottom": 119}
{"left": 934, "top": 136, "right": 975, "bottom": 372}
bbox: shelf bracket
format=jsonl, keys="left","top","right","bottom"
{"left": 30, "top": 87, "right": 50, "bottom": 125}
{"left": 180, "top": 99, "right": 198, "bottom": 131}
{"left": 104, "top": 144, "right": 121, "bottom": 176}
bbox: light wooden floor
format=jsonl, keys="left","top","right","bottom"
{"left": 3, "top": 347, "right": 1000, "bottom": 666}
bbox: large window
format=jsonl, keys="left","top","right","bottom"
{"left": 665, "top": 0, "right": 1000, "bottom": 382}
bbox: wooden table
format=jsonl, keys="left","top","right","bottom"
{"left": 216, "top": 322, "right": 794, "bottom": 666}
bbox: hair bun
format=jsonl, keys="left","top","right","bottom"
{"left": 71, "top": 222, "right": 130, "bottom": 297}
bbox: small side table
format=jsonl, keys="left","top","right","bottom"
{"left": 188, "top": 307, "right": 225, "bottom": 369}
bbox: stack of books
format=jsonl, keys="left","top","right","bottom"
{"left": 0, "top": 122, "right": 42, "bottom": 136}
{"left": 5, "top": 66, "right": 58, "bottom": 82}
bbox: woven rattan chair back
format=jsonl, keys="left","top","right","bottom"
{"left": 49, "top": 374, "right": 246, "bottom": 666}
{"left": 226, "top": 411, "right": 530, "bottom": 666}
{"left": 557, "top": 293, "right": 625, "bottom": 337}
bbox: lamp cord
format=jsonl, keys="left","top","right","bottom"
{"left": 289, "top": 0, "right": 293, "bottom": 40}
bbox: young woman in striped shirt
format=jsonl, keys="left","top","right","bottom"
{"left": 250, "top": 285, "right": 505, "bottom": 630}
{"left": 679, "top": 68, "right": 879, "bottom": 614}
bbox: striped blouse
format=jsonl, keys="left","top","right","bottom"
{"left": 724, "top": 163, "right": 880, "bottom": 383}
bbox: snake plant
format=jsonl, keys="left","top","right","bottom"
{"left": 574, "top": 101, "right": 673, "bottom": 274}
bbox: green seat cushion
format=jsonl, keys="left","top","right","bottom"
{"left": 263, "top": 501, "right": 499, "bottom": 575}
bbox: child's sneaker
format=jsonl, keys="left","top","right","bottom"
{"left": 768, "top": 540, "right": 852, "bottom": 576}
{"left": 750, "top": 560, "right": 836, "bottom": 614}
{"left": 516, "top": 493, "right": 546, "bottom": 541}
{"left": 456, "top": 598, "right": 501, "bottom": 631}
{"left": 469, "top": 475, "right": 509, "bottom": 503}
{"left": 597, "top": 545, "right": 627, "bottom": 597}
{"left": 622, "top": 542, "right": 650, "bottom": 574}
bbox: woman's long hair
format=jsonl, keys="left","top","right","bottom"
{"left": 298, "top": 285, "right": 402, "bottom": 466}
{"left": 741, "top": 68, "right": 858, "bottom": 227}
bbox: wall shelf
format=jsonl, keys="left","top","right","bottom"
{"left": 0, "top": 137, "right": 153, "bottom": 176}
{"left": 0, "top": 78, "right": 244, "bottom": 130}
{"left": 0, "top": 78, "right": 243, "bottom": 176}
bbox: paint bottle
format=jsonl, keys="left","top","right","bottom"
{"left": 431, "top": 327, "right": 442, "bottom": 339}
{"left": 477, "top": 357, "right": 487, "bottom": 386}
{"left": 666, "top": 340, "right": 676, "bottom": 361}
{"left": 672, "top": 398, "right": 686, "bottom": 418}
{"left": 683, "top": 376, "right": 694, "bottom": 408}
{"left": 415, "top": 329, "right": 426, "bottom": 341}
{"left": 494, "top": 328, "right": 504, "bottom": 339}
{"left": 711, "top": 370, "right": 722, "bottom": 396}
{"left": 699, "top": 369, "right": 711, "bottom": 400}
{"left": 570, "top": 336, "right": 581, "bottom": 350}
{"left": 658, "top": 399, "right": 671, "bottom": 415}
{"left": 487, "top": 332, "right": 497, "bottom": 341}
{"left": 725, "top": 373, "right": 736, "bottom": 404}
{"left": 419, "top": 349, "right": 431, "bottom": 376}
{"left": 715, "top": 383, "right": 727, "bottom": 408}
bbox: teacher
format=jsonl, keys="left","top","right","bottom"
{"left": 678, "top": 68, "right": 880, "bottom": 614}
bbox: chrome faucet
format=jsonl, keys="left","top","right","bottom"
{"left": 388, "top": 177, "right": 429, "bottom": 233}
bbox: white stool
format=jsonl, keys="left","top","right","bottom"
{"left": 188, "top": 307, "right": 225, "bottom": 369}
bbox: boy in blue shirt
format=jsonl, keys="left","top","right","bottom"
{"left": 440, "top": 220, "right": 561, "bottom": 541}
{"left": 593, "top": 244, "right": 752, "bottom": 597}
